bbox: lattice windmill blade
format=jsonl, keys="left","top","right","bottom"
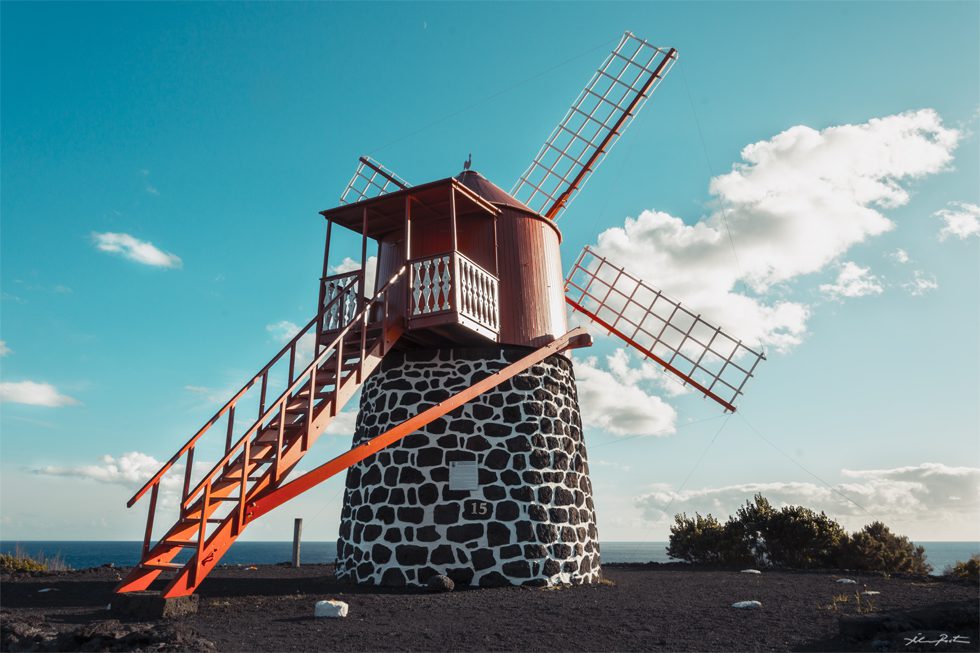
{"left": 511, "top": 32, "right": 677, "bottom": 221}
{"left": 339, "top": 156, "right": 411, "bottom": 205}
{"left": 564, "top": 247, "right": 765, "bottom": 413}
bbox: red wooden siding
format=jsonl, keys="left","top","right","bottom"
{"left": 494, "top": 207, "right": 567, "bottom": 347}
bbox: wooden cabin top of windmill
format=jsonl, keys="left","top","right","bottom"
{"left": 319, "top": 168, "right": 561, "bottom": 240}
{"left": 318, "top": 164, "right": 568, "bottom": 350}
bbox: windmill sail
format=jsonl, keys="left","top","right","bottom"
{"left": 340, "top": 156, "right": 411, "bottom": 205}
{"left": 511, "top": 32, "right": 676, "bottom": 221}
{"left": 564, "top": 247, "right": 764, "bottom": 412}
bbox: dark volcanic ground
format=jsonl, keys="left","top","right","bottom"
{"left": 1, "top": 563, "right": 977, "bottom": 652}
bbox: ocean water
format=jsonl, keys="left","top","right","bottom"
{"left": 2, "top": 540, "right": 976, "bottom": 575}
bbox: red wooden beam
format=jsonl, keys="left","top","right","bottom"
{"left": 358, "top": 156, "right": 409, "bottom": 191}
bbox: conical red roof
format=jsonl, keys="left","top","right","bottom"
{"left": 455, "top": 170, "right": 537, "bottom": 215}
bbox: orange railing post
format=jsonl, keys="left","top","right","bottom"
{"left": 141, "top": 484, "right": 158, "bottom": 559}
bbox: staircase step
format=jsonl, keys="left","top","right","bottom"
{"left": 256, "top": 427, "right": 291, "bottom": 439}
{"left": 163, "top": 539, "right": 198, "bottom": 548}
{"left": 142, "top": 562, "right": 183, "bottom": 570}
{"left": 212, "top": 472, "right": 266, "bottom": 490}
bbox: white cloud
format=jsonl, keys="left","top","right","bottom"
{"left": 592, "top": 109, "right": 960, "bottom": 353}
{"left": 574, "top": 355, "right": 677, "bottom": 436}
{"left": 266, "top": 320, "right": 316, "bottom": 362}
{"left": 903, "top": 270, "right": 939, "bottom": 296}
{"left": 182, "top": 383, "right": 241, "bottom": 406}
{"left": 0, "top": 340, "right": 10, "bottom": 357}
{"left": 331, "top": 255, "right": 378, "bottom": 296}
{"left": 0, "top": 381, "right": 78, "bottom": 407}
{"left": 934, "top": 201, "right": 980, "bottom": 241}
{"left": 34, "top": 451, "right": 195, "bottom": 512}
{"left": 604, "top": 349, "right": 690, "bottom": 397}
{"left": 37, "top": 452, "right": 168, "bottom": 488}
{"left": 888, "top": 248, "right": 910, "bottom": 264}
{"left": 266, "top": 320, "right": 302, "bottom": 344}
{"left": 92, "top": 232, "right": 182, "bottom": 268}
{"left": 636, "top": 463, "right": 980, "bottom": 536}
{"left": 591, "top": 459, "right": 633, "bottom": 472}
{"left": 819, "top": 261, "right": 884, "bottom": 301}
{"left": 324, "top": 410, "right": 358, "bottom": 436}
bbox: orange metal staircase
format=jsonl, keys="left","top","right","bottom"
{"left": 117, "top": 269, "right": 405, "bottom": 597}
{"left": 117, "top": 263, "right": 592, "bottom": 598}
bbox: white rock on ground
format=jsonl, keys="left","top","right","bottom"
{"left": 836, "top": 578, "right": 857, "bottom": 584}
{"left": 732, "top": 600, "right": 762, "bottom": 609}
{"left": 861, "top": 591, "right": 880, "bottom": 596}
{"left": 740, "top": 569, "right": 762, "bottom": 574}
{"left": 314, "top": 600, "right": 349, "bottom": 618}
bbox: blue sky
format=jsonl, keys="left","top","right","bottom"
{"left": 2, "top": 2, "right": 978, "bottom": 543}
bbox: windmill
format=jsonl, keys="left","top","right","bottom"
{"left": 116, "top": 31, "right": 764, "bottom": 597}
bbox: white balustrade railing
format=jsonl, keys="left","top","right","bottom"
{"left": 321, "top": 271, "right": 362, "bottom": 332}
{"left": 456, "top": 253, "right": 499, "bottom": 333}
{"left": 408, "top": 252, "right": 499, "bottom": 337}
{"left": 410, "top": 254, "right": 452, "bottom": 315}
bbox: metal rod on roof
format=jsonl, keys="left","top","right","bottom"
{"left": 359, "top": 156, "right": 409, "bottom": 191}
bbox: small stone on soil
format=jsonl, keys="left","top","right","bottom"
{"left": 427, "top": 575, "right": 455, "bottom": 592}
{"left": 314, "top": 600, "right": 349, "bottom": 618}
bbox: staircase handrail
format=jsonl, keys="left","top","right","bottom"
{"left": 127, "top": 272, "right": 364, "bottom": 508}
{"left": 179, "top": 266, "right": 406, "bottom": 510}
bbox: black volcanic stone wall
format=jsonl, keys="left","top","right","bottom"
{"left": 335, "top": 347, "right": 600, "bottom": 587}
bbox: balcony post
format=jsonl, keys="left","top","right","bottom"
{"left": 450, "top": 186, "right": 458, "bottom": 254}
{"left": 450, "top": 188, "right": 459, "bottom": 313}
{"left": 404, "top": 195, "right": 412, "bottom": 316}
{"left": 492, "top": 214, "right": 499, "bottom": 277}
{"left": 316, "top": 219, "right": 333, "bottom": 352}
{"left": 360, "top": 207, "right": 368, "bottom": 299}
{"left": 404, "top": 196, "right": 412, "bottom": 260}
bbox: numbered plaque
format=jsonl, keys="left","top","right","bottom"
{"left": 449, "top": 461, "right": 479, "bottom": 491}
{"left": 462, "top": 499, "right": 492, "bottom": 520}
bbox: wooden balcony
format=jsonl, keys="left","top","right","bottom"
{"left": 407, "top": 251, "right": 499, "bottom": 342}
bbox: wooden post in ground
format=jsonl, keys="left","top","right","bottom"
{"left": 292, "top": 518, "right": 303, "bottom": 568}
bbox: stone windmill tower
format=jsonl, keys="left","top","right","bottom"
{"left": 115, "top": 32, "right": 764, "bottom": 599}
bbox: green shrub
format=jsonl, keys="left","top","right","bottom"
{"left": 1, "top": 552, "right": 47, "bottom": 573}
{"left": 666, "top": 495, "right": 929, "bottom": 575}
{"left": 758, "top": 503, "right": 847, "bottom": 568}
{"left": 0, "top": 546, "right": 69, "bottom": 573}
{"left": 728, "top": 495, "right": 846, "bottom": 568}
{"left": 943, "top": 554, "right": 979, "bottom": 582}
{"left": 839, "top": 521, "right": 932, "bottom": 575}
{"left": 666, "top": 513, "right": 741, "bottom": 563}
